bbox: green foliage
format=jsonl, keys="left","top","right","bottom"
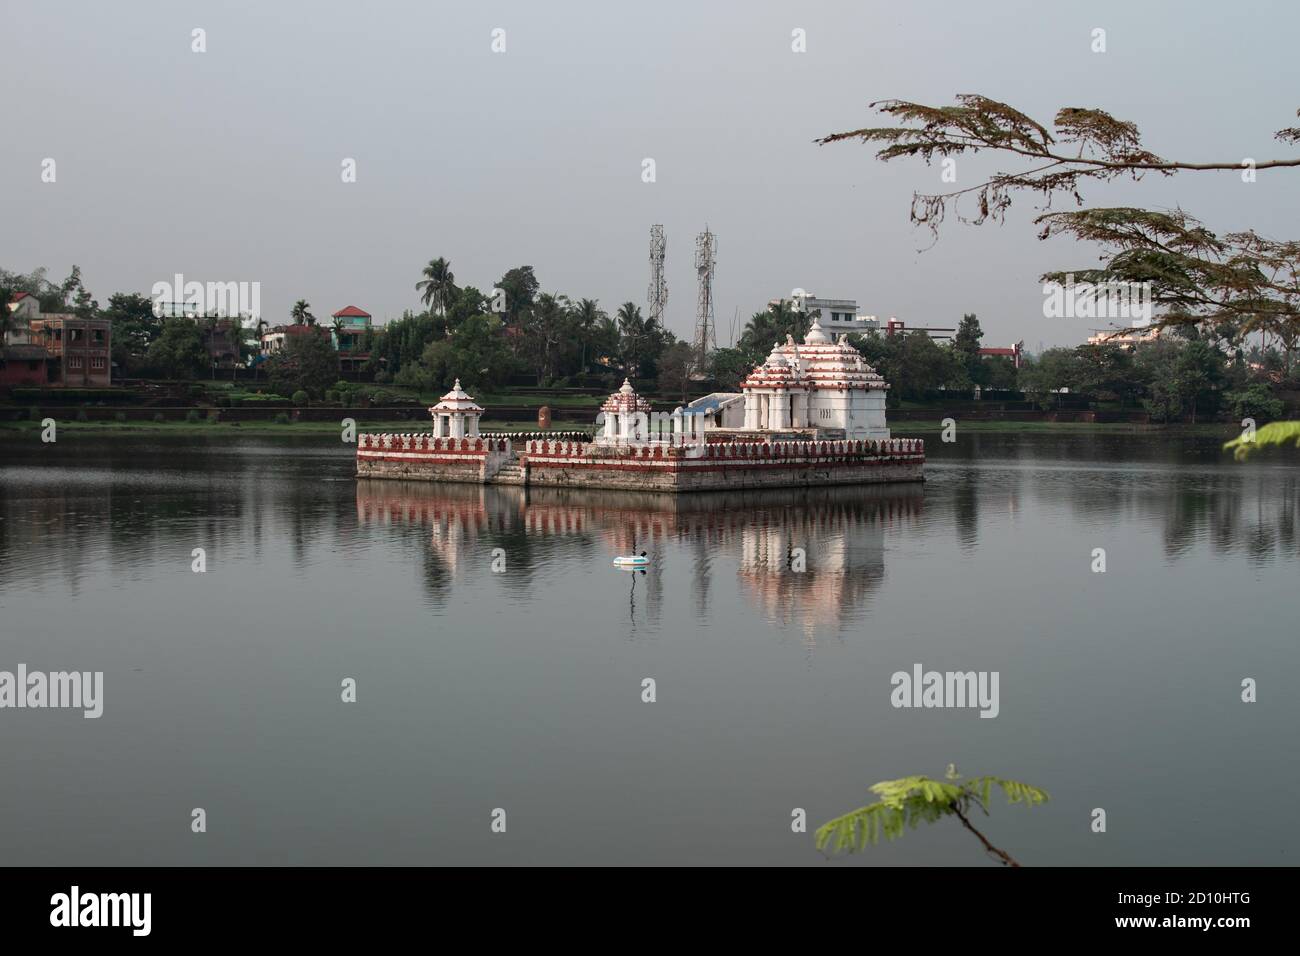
{"left": 496, "top": 265, "right": 539, "bottom": 324}
{"left": 737, "top": 300, "right": 807, "bottom": 364}
{"left": 146, "top": 319, "right": 206, "bottom": 379}
{"left": 373, "top": 310, "right": 445, "bottom": 376}
{"left": 1223, "top": 382, "right": 1285, "bottom": 422}
{"left": 614, "top": 301, "right": 669, "bottom": 378}
{"left": 273, "top": 411, "right": 291, "bottom": 424}
{"left": 291, "top": 390, "right": 309, "bottom": 406}
{"left": 290, "top": 299, "right": 315, "bottom": 325}
{"left": 416, "top": 257, "right": 457, "bottom": 315}
{"left": 265, "top": 330, "right": 337, "bottom": 399}
{"left": 816, "top": 771, "right": 1048, "bottom": 858}
{"left": 849, "top": 330, "right": 964, "bottom": 403}
{"left": 657, "top": 342, "right": 696, "bottom": 403}
{"left": 185, "top": 409, "right": 201, "bottom": 423}
{"left": 0, "top": 265, "right": 66, "bottom": 312}
{"left": 952, "top": 312, "right": 983, "bottom": 384}
{"left": 709, "top": 347, "right": 753, "bottom": 390}
{"left": 103, "top": 292, "right": 160, "bottom": 372}
{"left": 1224, "top": 420, "right": 1300, "bottom": 460}
{"left": 401, "top": 313, "right": 518, "bottom": 393}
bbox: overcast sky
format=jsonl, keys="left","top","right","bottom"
{"left": 4, "top": 0, "right": 1298, "bottom": 350}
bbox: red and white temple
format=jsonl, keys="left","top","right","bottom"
{"left": 357, "top": 333, "right": 922, "bottom": 492}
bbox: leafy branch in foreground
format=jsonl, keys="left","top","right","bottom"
{"left": 817, "top": 97, "right": 1300, "bottom": 341}
{"left": 818, "top": 95, "right": 1300, "bottom": 234}
{"left": 816, "top": 767, "right": 1048, "bottom": 866}
{"left": 1224, "top": 420, "right": 1300, "bottom": 460}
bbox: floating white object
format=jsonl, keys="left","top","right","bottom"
{"left": 613, "top": 555, "right": 649, "bottom": 567}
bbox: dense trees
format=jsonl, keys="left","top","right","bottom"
{"left": 736, "top": 300, "right": 807, "bottom": 364}
{"left": 145, "top": 319, "right": 206, "bottom": 379}
{"left": 264, "top": 330, "right": 337, "bottom": 398}
{"left": 850, "top": 329, "right": 963, "bottom": 403}
{"left": 1016, "top": 336, "right": 1249, "bottom": 421}
{"left": 496, "top": 266, "right": 539, "bottom": 324}
{"left": 5, "top": 242, "right": 1291, "bottom": 423}
{"left": 103, "top": 293, "right": 160, "bottom": 373}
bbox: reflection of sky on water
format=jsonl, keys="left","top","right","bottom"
{"left": 0, "top": 432, "right": 1297, "bottom": 866}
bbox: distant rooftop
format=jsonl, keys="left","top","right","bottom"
{"left": 687, "top": 392, "right": 743, "bottom": 413}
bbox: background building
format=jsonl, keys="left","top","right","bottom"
{"left": 3, "top": 294, "right": 111, "bottom": 386}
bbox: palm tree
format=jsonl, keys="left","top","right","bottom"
{"left": 291, "top": 300, "right": 315, "bottom": 326}
{"left": 616, "top": 302, "right": 645, "bottom": 375}
{"left": 331, "top": 316, "right": 347, "bottom": 351}
{"left": 572, "top": 298, "right": 605, "bottom": 373}
{"left": 416, "top": 258, "right": 457, "bottom": 316}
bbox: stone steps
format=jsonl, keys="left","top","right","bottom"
{"left": 491, "top": 461, "right": 526, "bottom": 485}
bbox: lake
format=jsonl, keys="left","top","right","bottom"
{"left": 1, "top": 429, "right": 1296, "bottom": 865}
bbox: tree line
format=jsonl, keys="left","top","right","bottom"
{"left": 4, "top": 260, "right": 1294, "bottom": 422}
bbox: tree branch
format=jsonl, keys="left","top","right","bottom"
{"left": 950, "top": 802, "right": 1020, "bottom": 867}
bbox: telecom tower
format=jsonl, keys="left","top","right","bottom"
{"left": 693, "top": 226, "right": 717, "bottom": 364}
{"left": 647, "top": 225, "right": 667, "bottom": 327}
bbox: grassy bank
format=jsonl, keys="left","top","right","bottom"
{"left": 1, "top": 415, "right": 1240, "bottom": 440}
{"left": 0, "top": 418, "right": 590, "bottom": 439}
{"left": 896, "top": 419, "right": 1241, "bottom": 436}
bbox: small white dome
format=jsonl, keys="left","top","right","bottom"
{"left": 804, "top": 318, "right": 830, "bottom": 345}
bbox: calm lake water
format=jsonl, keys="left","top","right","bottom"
{"left": 1, "top": 429, "right": 1296, "bottom": 866}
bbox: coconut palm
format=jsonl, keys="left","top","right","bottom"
{"left": 415, "top": 258, "right": 457, "bottom": 316}
{"left": 572, "top": 298, "right": 605, "bottom": 373}
{"left": 291, "top": 300, "right": 315, "bottom": 326}
{"left": 331, "top": 316, "right": 347, "bottom": 351}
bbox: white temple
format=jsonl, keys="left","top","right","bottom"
{"left": 597, "top": 378, "right": 653, "bottom": 443}
{"left": 429, "top": 379, "right": 483, "bottom": 438}
{"left": 736, "top": 318, "right": 890, "bottom": 440}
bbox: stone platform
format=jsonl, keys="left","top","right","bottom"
{"left": 356, "top": 434, "right": 924, "bottom": 493}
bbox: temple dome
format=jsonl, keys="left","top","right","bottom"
{"left": 804, "top": 318, "right": 830, "bottom": 345}
{"left": 429, "top": 379, "right": 483, "bottom": 413}
{"left": 600, "top": 378, "right": 652, "bottom": 413}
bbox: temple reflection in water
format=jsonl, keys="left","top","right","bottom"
{"left": 354, "top": 479, "right": 925, "bottom": 637}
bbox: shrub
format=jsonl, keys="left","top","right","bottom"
{"left": 153, "top": 412, "right": 166, "bottom": 423}
{"left": 189, "top": 385, "right": 205, "bottom": 398}
{"left": 292, "top": 390, "right": 310, "bottom": 407}
{"left": 324, "top": 389, "right": 339, "bottom": 403}
{"left": 1225, "top": 383, "right": 1285, "bottom": 422}
{"left": 186, "top": 409, "right": 201, "bottom": 423}
{"left": 274, "top": 411, "right": 291, "bottom": 424}
{"left": 115, "top": 412, "right": 127, "bottom": 423}
{"left": 374, "top": 370, "right": 392, "bottom": 385}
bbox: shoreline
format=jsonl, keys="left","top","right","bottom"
{"left": 0, "top": 417, "right": 1243, "bottom": 440}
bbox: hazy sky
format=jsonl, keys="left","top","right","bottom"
{"left": 4, "top": 0, "right": 1298, "bottom": 350}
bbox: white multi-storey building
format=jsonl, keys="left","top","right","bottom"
{"left": 770, "top": 293, "right": 877, "bottom": 342}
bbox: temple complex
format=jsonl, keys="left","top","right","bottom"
{"left": 356, "top": 322, "right": 923, "bottom": 492}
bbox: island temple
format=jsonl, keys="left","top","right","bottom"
{"left": 356, "top": 318, "right": 924, "bottom": 493}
